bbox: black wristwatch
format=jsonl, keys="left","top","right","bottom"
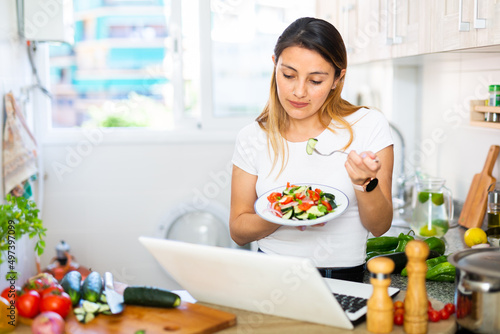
{"left": 352, "top": 178, "right": 378, "bottom": 192}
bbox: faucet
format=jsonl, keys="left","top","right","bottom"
{"left": 389, "top": 123, "right": 407, "bottom": 210}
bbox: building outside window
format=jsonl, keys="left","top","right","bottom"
{"left": 48, "top": 0, "right": 316, "bottom": 130}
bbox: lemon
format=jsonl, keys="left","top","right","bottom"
{"left": 419, "top": 225, "right": 437, "bottom": 237}
{"left": 464, "top": 228, "right": 488, "bottom": 247}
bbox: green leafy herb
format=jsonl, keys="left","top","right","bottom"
{"left": 0, "top": 194, "right": 47, "bottom": 270}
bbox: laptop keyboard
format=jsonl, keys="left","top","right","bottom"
{"left": 333, "top": 293, "right": 368, "bottom": 313}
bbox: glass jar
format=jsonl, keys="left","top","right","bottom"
{"left": 490, "top": 85, "right": 500, "bottom": 107}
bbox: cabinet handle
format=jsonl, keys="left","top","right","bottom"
{"left": 386, "top": 0, "right": 402, "bottom": 45}
{"left": 343, "top": 3, "right": 354, "bottom": 54}
{"left": 473, "top": 0, "right": 486, "bottom": 29}
{"left": 458, "top": 0, "right": 470, "bottom": 31}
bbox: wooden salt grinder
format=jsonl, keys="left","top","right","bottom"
{"left": 367, "top": 256, "right": 395, "bottom": 333}
{"left": 404, "top": 240, "right": 430, "bottom": 334}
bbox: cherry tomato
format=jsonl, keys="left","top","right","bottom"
{"left": 394, "top": 300, "right": 404, "bottom": 310}
{"left": 394, "top": 308, "right": 405, "bottom": 316}
{"left": 444, "top": 303, "right": 455, "bottom": 315}
{"left": 428, "top": 309, "right": 441, "bottom": 322}
{"left": 40, "top": 291, "right": 72, "bottom": 319}
{"left": 439, "top": 308, "right": 450, "bottom": 320}
{"left": 267, "top": 192, "right": 281, "bottom": 203}
{"left": 16, "top": 290, "right": 41, "bottom": 318}
{"left": 394, "top": 312, "right": 404, "bottom": 326}
{"left": 1, "top": 286, "right": 20, "bottom": 305}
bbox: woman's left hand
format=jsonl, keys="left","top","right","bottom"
{"left": 344, "top": 150, "right": 381, "bottom": 185}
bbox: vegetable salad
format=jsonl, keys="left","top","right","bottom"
{"left": 266, "top": 183, "right": 338, "bottom": 220}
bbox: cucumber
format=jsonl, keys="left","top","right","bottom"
{"left": 60, "top": 270, "right": 82, "bottom": 306}
{"left": 282, "top": 208, "right": 293, "bottom": 220}
{"left": 306, "top": 138, "right": 318, "bottom": 155}
{"left": 123, "top": 286, "right": 181, "bottom": 308}
{"left": 82, "top": 271, "right": 103, "bottom": 302}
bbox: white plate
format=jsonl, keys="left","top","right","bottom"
{"left": 254, "top": 183, "right": 349, "bottom": 226}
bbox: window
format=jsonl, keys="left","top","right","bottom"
{"left": 47, "top": 0, "right": 316, "bottom": 130}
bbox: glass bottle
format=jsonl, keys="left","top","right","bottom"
{"left": 487, "top": 182, "right": 500, "bottom": 229}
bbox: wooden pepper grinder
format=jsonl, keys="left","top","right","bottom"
{"left": 404, "top": 240, "right": 430, "bottom": 334}
{"left": 367, "top": 256, "right": 395, "bottom": 333}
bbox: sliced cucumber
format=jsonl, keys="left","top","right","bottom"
{"left": 82, "top": 300, "right": 101, "bottom": 314}
{"left": 295, "top": 212, "right": 309, "bottom": 220}
{"left": 84, "top": 312, "right": 95, "bottom": 324}
{"left": 73, "top": 307, "right": 86, "bottom": 315}
{"left": 98, "top": 303, "right": 110, "bottom": 313}
{"left": 282, "top": 208, "right": 293, "bottom": 220}
{"left": 75, "top": 313, "right": 85, "bottom": 322}
{"left": 306, "top": 138, "right": 318, "bottom": 155}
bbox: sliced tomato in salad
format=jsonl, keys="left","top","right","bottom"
{"left": 267, "top": 192, "right": 282, "bottom": 203}
{"left": 321, "top": 200, "right": 333, "bottom": 211}
{"left": 266, "top": 183, "right": 338, "bottom": 220}
{"left": 298, "top": 202, "right": 313, "bottom": 211}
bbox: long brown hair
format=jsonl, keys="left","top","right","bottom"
{"left": 256, "top": 17, "right": 363, "bottom": 176}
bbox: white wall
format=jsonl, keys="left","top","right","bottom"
{"left": 0, "top": 1, "right": 39, "bottom": 290}
{"left": 41, "top": 139, "right": 236, "bottom": 289}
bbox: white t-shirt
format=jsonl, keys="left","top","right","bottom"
{"left": 232, "top": 108, "right": 393, "bottom": 267}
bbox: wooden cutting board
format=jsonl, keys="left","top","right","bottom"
{"left": 459, "top": 145, "right": 500, "bottom": 228}
{"left": 19, "top": 283, "right": 236, "bottom": 334}
{"left": 62, "top": 301, "right": 236, "bottom": 334}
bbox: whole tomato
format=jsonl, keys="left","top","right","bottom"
{"left": 439, "top": 308, "right": 450, "bottom": 320}
{"left": 16, "top": 290, "right": 41, "bottom": 318}
{"left": 428, "top": 309, "right": 441, "bottom": 322}
{"left": 40, "top": 285, "right": 65, "bottom": 298}
{"left": 444, "top": 303, "right": 455, "bottom": 315}
{"left": 1, "top": 285, "right": 20, "bottom": 304}
{"left": 40, "top": 291, "right": 72, "bottom": 319}
{"left": 394, "top": 312, "right": 404, "bottom": 326}
{"left": 23, "top": 278, "right": 45, "bottom": 294}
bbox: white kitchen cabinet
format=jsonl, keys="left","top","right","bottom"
{"left": 316, "top": 0, "right": 500, "bottom": 64}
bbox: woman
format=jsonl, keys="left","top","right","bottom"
{"left": 230, "top": 17, "right": 394, "bottom": 282}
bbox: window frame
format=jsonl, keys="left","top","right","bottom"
{"left": 38, "top": 0, "right": 296, "bottom": 144}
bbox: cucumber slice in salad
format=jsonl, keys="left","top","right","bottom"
{"left": 306, "top": 138, "right": 318, "bottom": 155}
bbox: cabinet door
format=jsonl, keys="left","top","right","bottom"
{"left": 429, "top": 0, "right": 478, "bottom": 52}
{"left": 391, "top": 0, "right": 431, "bottom": 58}
{"left": 475, "top": 0, "right": 500, "bottom": 47}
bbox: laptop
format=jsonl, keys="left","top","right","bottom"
{"left": 138, "top": 236, "right": 400, "bottom": 330}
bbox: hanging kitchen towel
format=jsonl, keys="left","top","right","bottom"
{"left": 2, "top": 92, "right": 38, "bottom": 197}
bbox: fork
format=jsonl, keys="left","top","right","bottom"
{"left": 306, "top": 138, "right": 348, "bottom": 157}
{"left": 306, "top": 138, "right": 379, "bottom": 162}
{"left": 311, "top": 148, "right": 349, "bottom": 157}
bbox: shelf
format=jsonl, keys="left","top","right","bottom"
{"left": 470, "top": 100, "right": 500, "bottom": 129}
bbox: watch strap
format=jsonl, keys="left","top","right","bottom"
{"left": 353, "top": 178, "right": 378, "bottom": 192}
